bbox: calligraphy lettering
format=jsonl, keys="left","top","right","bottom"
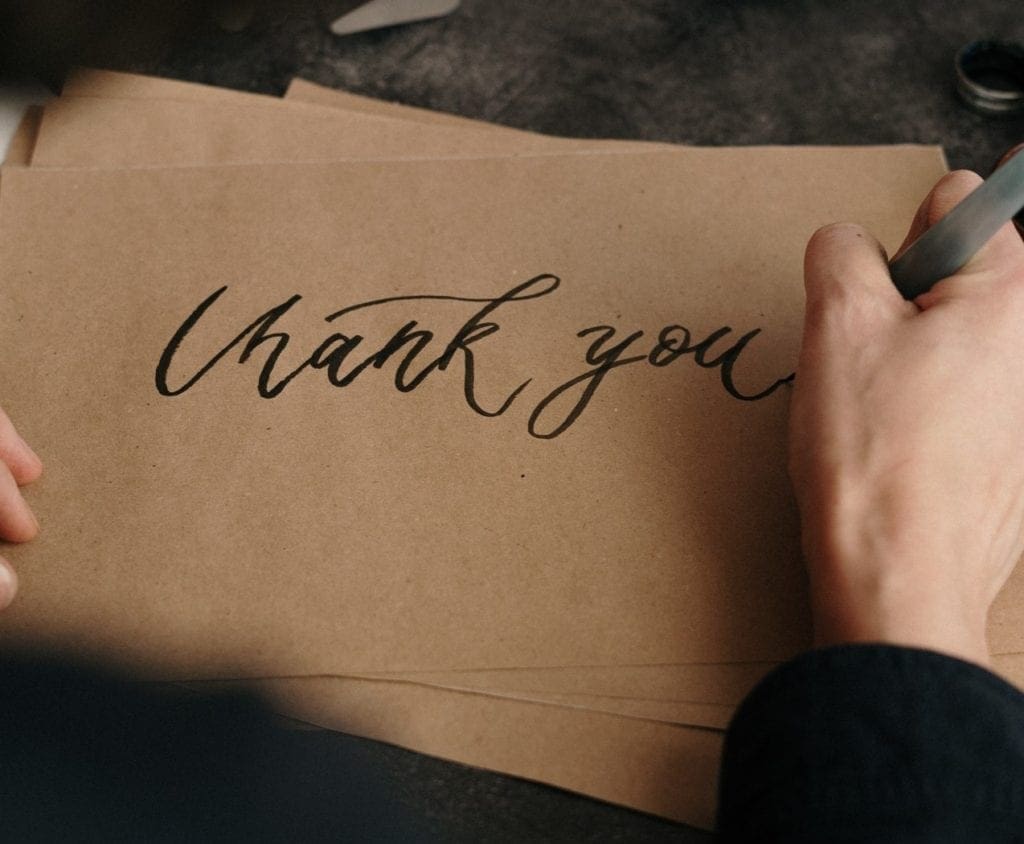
{"left": 155, "top": 275, "right": 793, "bottom": 439}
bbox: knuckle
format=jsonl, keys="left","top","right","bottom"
{"left": 809, "top": 222, "right": 865, "bottom": 247}
{"left": 926, "top": 170, "right": 983, "bottom": 227}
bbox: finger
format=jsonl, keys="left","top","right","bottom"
{"left": 0, "top": 405, "right": 41, "bottom": 486}
{"left": 894, "top": 170, "right": 984, "bottom": 259}
{"left": 0, "top": 556, "right": 17, "bottom": 610}
{"left": 0, "top": 458, "right": 38, "bottom": 543}
{"left": 896, "top": 170, "right": 1024, "bottom": 278}
{"left": 972, "top": 158, "right": 1024, "bottom": 269}
{"left": 804, "top": 222, "right": 913, "bottom": 334}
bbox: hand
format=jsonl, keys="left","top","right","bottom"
{"left": 790, "top": 170, "right": 1024, "bottom": 666}
{"left": 0, "top": 406, "right": 42, "bottom": 609}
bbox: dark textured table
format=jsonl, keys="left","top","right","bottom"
{"left": 26, "top": 1, "right": 1024, "bottom": 840}
{"left": 137, "top": 1, "right": 1024, "bottom": 173}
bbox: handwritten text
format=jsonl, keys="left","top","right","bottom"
{"left": 155, "top": 275, "right": 793, "bottom": 439}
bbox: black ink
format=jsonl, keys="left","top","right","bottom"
{"left": 155, "top": 286, "right": 302, "bottom": 397}
{"left": 408, "top": 275, "right": 560, "bottom": 416}
{"left": 648, "top": 323, "right": 793, "bottom": 400}
{"left": 648, "top": 324, "right": 692, "bottom": 367}
{"left": 156, "top": 274, "right": 792, "bottom": 439}
{"left": 528, "top": 325, "right": 647, "bottom": 439}
{"left": 714, "top": 329, "right": 795, "bottom": 401}
{"left": 155, "top": 274, "right": 559, "bottom": 420}
{"left": 308, "top": 331, "right": 368, "bottom": 385}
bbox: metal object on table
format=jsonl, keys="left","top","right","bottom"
{"left": 330, "top": 0, "right": 461, "bottom": 36}
{"left": 955, "top": 40, "right": 1024, "bottom": 116}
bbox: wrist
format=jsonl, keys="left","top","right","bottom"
{"left": 809, "top": 560, "right": 991, "bottom": 666}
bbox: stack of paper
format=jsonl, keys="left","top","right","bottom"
{"left": 2, "top": 69, "right": 1017, "bottom": 829}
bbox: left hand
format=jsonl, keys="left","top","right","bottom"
{"left": 0, "top": 405, "right": 42, "bottom": 609}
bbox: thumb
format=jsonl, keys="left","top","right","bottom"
{"left": 803, "top": 223, "right": 913, "bottom": 338}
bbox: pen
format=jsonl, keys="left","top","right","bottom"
{"left": 889, "top": 149, "right": 1024, "bottom": 299}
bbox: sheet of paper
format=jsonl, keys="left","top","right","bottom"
{"left": 0, "top": 147, "right": 961, "bottom": 684}
{"left": 63, "top": 67, "right": 304, "bottom": 106}
{"left": 65, "top": 68, "right": 513, "bottom": 134}
{"left": 37, "top": 76, "right": 1024, "bottom": 722}
{"left": 368, "top": 662, "right": 772, "bottom": 706}
{"left": 31, "top": 96, "right": 656, "bottom": 168}
{"left": 11, "top": 76, "right": 759, "bottom": 729}
{"left": 284, "top": 77, "right": 512, "bottom": 132}
{"left": 3, "top": 89, "right": 732, "bottom": 830}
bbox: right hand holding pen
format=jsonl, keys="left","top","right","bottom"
{"left": 789, "top": 170, "right": 1024, "bottom": 666}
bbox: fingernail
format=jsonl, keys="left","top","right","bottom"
{"left": 13, "top": 498, "right": 39, "bottom": 541}
{"left": 17, "top": 435, "right": 41, "bottom": 468}
{"left": 13, "top": 435, "right": 43, "bottom": 479}
{"left": 0, "top": 561, "right": 17, "bottom": 610}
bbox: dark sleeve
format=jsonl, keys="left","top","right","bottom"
{"left": 0, "top": 651, "right": 421, "bottom": 843}
{"left": 717, "top": 644, "right": 1024, "bottom": 843}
